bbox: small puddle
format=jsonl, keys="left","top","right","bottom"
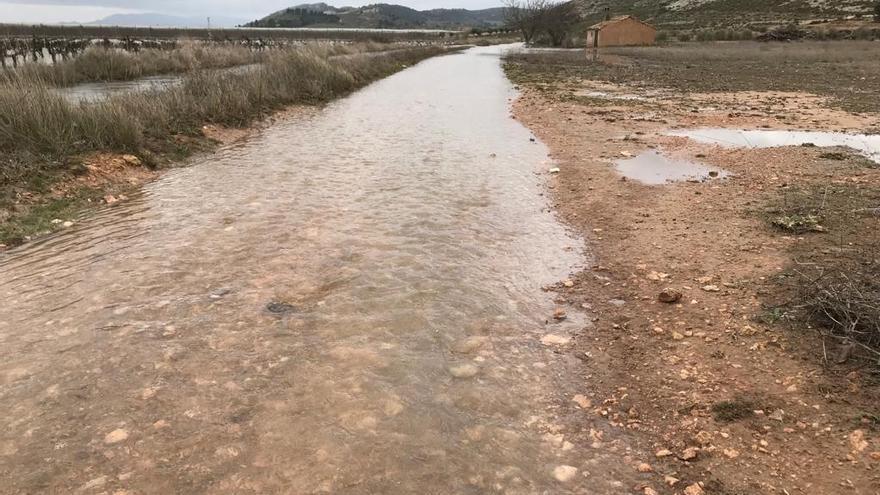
{"left": 615, "top": 150, "right": 729, "bottom": 185}
{"left": 669, "top": 128, "right": 880, "bottom": 165}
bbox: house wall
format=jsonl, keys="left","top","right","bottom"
{"left": 586, "top": 30, "right": 597, "bottom": 47}
{"left": 593, "top": 18, "right": 656, "bottom": 47}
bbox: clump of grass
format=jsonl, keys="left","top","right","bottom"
{"left": 772, "top": 213, "right": 825, "bottom": 233}
{"left": 711, "top": 397, "right": 757, "bottom": 423}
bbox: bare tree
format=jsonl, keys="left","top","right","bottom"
{"left": 503, "top": 0, "right": 549, "bottom": 45}
{"left": 542, "top": 1, "right": 580, "bottom": 47}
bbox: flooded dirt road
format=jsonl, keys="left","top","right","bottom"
{"left": 0, "top": 47, "right": 638, "bottom": 494}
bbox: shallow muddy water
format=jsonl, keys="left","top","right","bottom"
{"left": 55, "top": 64, "right": 260, "bottom": 103}
{"left": 615, "top": 150, "right": 730, "bottom": 185}
{"left": 0, "top": 47, "right": 637, "bottom": 494}
{"left": 671, "top": 128, "right": 880, "bottom": 165}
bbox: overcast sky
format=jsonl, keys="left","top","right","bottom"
{"left": 0, "top": 0, "right": 503, "bottom": 23}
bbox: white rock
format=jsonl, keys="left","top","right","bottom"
{"left": 103, "top": 429, "right": 129, "bottom": 444}
{"left": 553, "top": 465, "right": 578, "bottom": 482}
{"left": 449, "top": 364, "right": 479, "bottom": 378}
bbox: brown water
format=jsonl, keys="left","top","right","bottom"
{"left": 0, "top": 46, "right": 638, "bottom": 494}
{"left": 616, "top": 150, "right": 730, "bottom": 185}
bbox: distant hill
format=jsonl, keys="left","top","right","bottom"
{"left": 244, "top": 3, "right": 507, "bottom": 30}
{"left": 87, "top": 13, "right": 247, "bottom": 28}
{"left": 576, "top": 0, "right": 876, "bottom": 29}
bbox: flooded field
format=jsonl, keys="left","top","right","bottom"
{"left": 55, "top": 64, "right": 261, "bottom": 103}
{"left": 0, "top": 46, "right": 639, "bottom": 494}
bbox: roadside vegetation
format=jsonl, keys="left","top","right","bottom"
{"left": 0, "top": 43, "right": 459, "bottom": 246}
{"left": 0, "top": 41, "right": 410, "bottom": 88}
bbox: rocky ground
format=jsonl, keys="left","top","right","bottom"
{"left": 508, "top": 50, "right": 880, "bottom": 494}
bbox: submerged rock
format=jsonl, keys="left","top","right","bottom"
{"left": 266, "top": 302, "right": 299, "bottom": 314}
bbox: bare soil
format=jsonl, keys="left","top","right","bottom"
{"left": 509, "top": 47, "right": 880, "bottom": 494}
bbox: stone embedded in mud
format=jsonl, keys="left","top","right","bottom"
{"left": 553, "top": 465, "right": 578, "bottom": 482}
{"left": 103, "top": 429, "right": 129, "bottom": 444}
{"left": 552, "top": 308, "right": 567, "bottom": 321}
{"left": 266, "top": 302, "right": 299, "bottom": 314}
{"left": 449, "top": 364, "right": 479, "bottom": 379}
{"left": 657, "top": 288, "right": 682, "bottom": 304}
{"left": 453, "top": 336, "right": 489, "bottom": 354}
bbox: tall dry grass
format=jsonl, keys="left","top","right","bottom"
{"left": 1, "top": 43, "right": 260, "bottom": 88}
{"left": 0, "top": 44, "right": 456, "bottom": 164}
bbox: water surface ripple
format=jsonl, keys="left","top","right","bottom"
{"left": 0, "top": 46, "right": 635, "bottom": 494}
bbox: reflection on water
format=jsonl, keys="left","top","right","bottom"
{"left": 670, "top": 128, "right": 880, "bottom": 165}
{"left": 0, "top": 46, "right": 639, "bottom": 493}
{"left": 616, "top": 150, "right": 729, "bottom": 184}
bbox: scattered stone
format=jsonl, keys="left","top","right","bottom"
{"left": 541, "top": 334, "right": 571, "bottom": 346}
{"left": 850, "top": 430, "right": 868, "bottom": 453}
{"left": 701, "top": 285, "right": 721, "bottom": 292}
{"left": 62, "top": 221, "right": 74, "bottom": 228}
{"left": 684, "top": 483, "right": 704, "bottom": 495}
{"left": 103, "top": 429, "right": 129, "bottom": 444}
{"left": 553, "top": 465, "right": 578, "bottom": 482}
{"left": 658, "top": 288, "right": 682, "bottom": 303}
{"left": 664, "top": 475, "right": 680, "bottom": 486}
{"left": 637, "top": 462, "right": 653, "bottom": 473}
{"left": 449, "top": 364, "right": 479, "bottom": 379}
{"left": 768, "top": 409, "right": 785, "bottom": 422}
{"left": 563, "top": 279, "right": 575, "bottom": 287}
{"left": 646, "top": 271, "right": 669, "bottom": 281}
{"left": 671, "top": 331, "right": 685, "bottom": 340}
{"left": 655, "top": 449, "right": 673, "bottom": 458}
{"left": 104, "top": 195, "right": 119, "bottom": 205}
{"left": 644, "top": 487, "right": 659, "bottom": 495}
{"left": 680, "top": 447, "right": 699, "bottom": 461}
{"left": 81, "top": 476, "right": 108, "bottom": 490}
{"left": 723, "top": 448, "right": 740, "bottom": 459}
{"left": 572, "top": 394, "right": 592, "bottom": 409}
{"left": 121, "top": 154, "right": 142, "bottom": 166}
{"left": 552, "top": 308, "right": 567, "bottom": 321}
{"left": 694, "top": 430, "right": 712, "bottom": 445}
{"left": 549, "top": 167, "right": 561, "bottom": 174}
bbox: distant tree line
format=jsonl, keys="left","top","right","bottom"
{"left": 503, "top": 0, "right": 580, "bottom": 46}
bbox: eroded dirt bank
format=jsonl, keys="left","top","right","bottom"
{"left": 511, "top": 74, "right": 880, "bottom": 493}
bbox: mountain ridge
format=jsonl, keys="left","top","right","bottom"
{"left": 244, "top": 3, "right": 506, "bottom": 29}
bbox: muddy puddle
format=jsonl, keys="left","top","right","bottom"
{"left": 670, "top": 128, "right": 880, "bottom": 165}
{"left": 616, "top": 150, "right": 729, "bottom": 185}
{"left": 0, "top": 46, "right": 640, "bottom": 494}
